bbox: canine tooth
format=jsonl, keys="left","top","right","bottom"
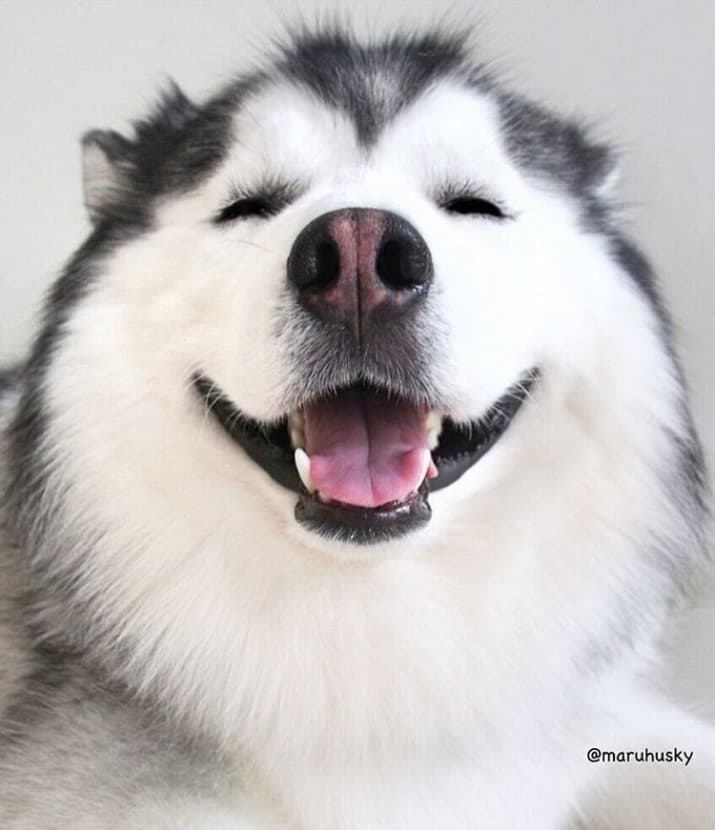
{"left": 425, "top": 410, "right": 442, "bottom": 432}
{"left": 294, "top": 448, "right": 315, "bottom": 493}
{"left": 425, "top": 410, "right": 442, "bottom": 449}
{"left": 290, "top": 427, "right": 305, "bottom": 449}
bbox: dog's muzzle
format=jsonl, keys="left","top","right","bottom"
{"left": 194, "top": 207, "right": 538, "bottom": 545}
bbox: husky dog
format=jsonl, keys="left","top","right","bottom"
{"left": 0, "top": 27, "right": 712, "bottom": 829}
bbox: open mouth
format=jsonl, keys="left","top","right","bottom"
{"left": 194, "top": 370, "right": 537, "bottom": 544}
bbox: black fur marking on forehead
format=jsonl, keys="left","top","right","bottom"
{"left": 275, "top": 28, "right": 476, "bottom": 145}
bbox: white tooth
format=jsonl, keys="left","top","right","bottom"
{"left": 425, "top": 410, "right": 442, "bottom": 433}
{"left": 425, "top": 410, "right": 442, "bottom": 449}
{"left": 318, "top": 491, "right": 330, "bottom": 503}
{"left": 290, "top": 427, "right": 305, "bottom": 449}
{"left": 294, "top": 448, "right": 315, "bottom": 493}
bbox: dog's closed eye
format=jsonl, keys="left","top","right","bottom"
{"left": 215, "top": 197, "right": 277, "bottom": 223}
{"left": 215, "top": 180, "right": 301, "bottom": 224}
{"left": 441, "top": 196, "right": 505, "bottom": 219}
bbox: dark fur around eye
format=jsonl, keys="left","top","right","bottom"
{"left": 441, "top": 196, "right": 505, "bottom": 219}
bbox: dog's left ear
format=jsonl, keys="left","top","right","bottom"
{"left": 81, "top": 129, "right": 132, "bottom": 225}
{"left": 81, "top": 81, "right": 197, "bottom": 225}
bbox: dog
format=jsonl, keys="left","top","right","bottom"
{"left": 0, "top": 26, "right": 713, "bottom": 829}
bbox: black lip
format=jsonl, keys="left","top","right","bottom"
{"left": 296, "top": 480, "right": 432, "bottom": 545}
{"left": 193, "top": 370, "right": 538, "bottom": 544}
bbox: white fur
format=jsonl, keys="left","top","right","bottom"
{"left": 34, "top": 78, "right": 714, "bottom": 827}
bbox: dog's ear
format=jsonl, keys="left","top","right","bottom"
{"left": 81, "top": 129, "right": 132, "bottom": 225}
{"left": 591, "top": 152, "right": 621, "bottom": 201}
{"left": 81, "top": 82, "right": 197, "bottom": 225}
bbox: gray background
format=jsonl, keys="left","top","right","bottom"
{"left": 1, "top": 1, "right": 713, "bottom": 701}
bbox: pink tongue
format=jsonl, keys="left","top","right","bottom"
{"left": 303, "top": 388, "right": 433, "bottom": 508}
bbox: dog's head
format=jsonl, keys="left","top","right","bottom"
{"left": 29, "top": 29, "right": 685, "bottom": 552}
{"left": 7, "top": 28, "right": 707, "bottom": 750}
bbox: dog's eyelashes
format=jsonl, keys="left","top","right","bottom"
{"left": 217, "top": 192, "right": 504, "bottom": 223}
{"left": 441, "top": 196, "right": 505, "bottom": 219}
{"left": 215, "top": 198, "right": 275, "bottom": 223}
{"left": 215, "top": 181, "right": 301, "bottom": 224}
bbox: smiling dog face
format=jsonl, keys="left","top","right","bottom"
{"left": 5, "top": 29, "right": 707, "bottom": 759}
{"left": 188, "top": 66, "right": 545, "bottom": 543}
{"left": 46, "top": 30, "right": 646, "bottom": 547}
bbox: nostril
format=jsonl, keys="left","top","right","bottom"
{"left": 376, "top": 239, "right": 406, "bottom": 290}
{"left": 289, "top": 232, "right": 341, "bottom": 291}
{"left": 314, "top": 239, "right": 341, "bottom": 290}
{"left": 376, "top": 236, "right": 431, "bottom": 291}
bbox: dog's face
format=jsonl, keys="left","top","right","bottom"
{"left": 152, "top": 79, "right": 549, "bottom": 546}
{"left": 9, "top": 29, "right": 706, "bottom": 761}
{"left": 34, "top": 31, "right": 683, "bottom": 562}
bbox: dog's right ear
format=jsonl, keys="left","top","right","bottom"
{"left": 81, "top": 129, "right": 132, "bottom": 225}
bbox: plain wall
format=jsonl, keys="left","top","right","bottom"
{"left": 1, "top": 0, "right": 713, "bottom": 698}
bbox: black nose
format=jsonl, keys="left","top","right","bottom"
{"left": 286, "top": 208, "right": 433, "bottom": 340}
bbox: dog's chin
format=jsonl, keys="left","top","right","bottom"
{"left": 193, "top": 371, "right": 538, "bottom": 546}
